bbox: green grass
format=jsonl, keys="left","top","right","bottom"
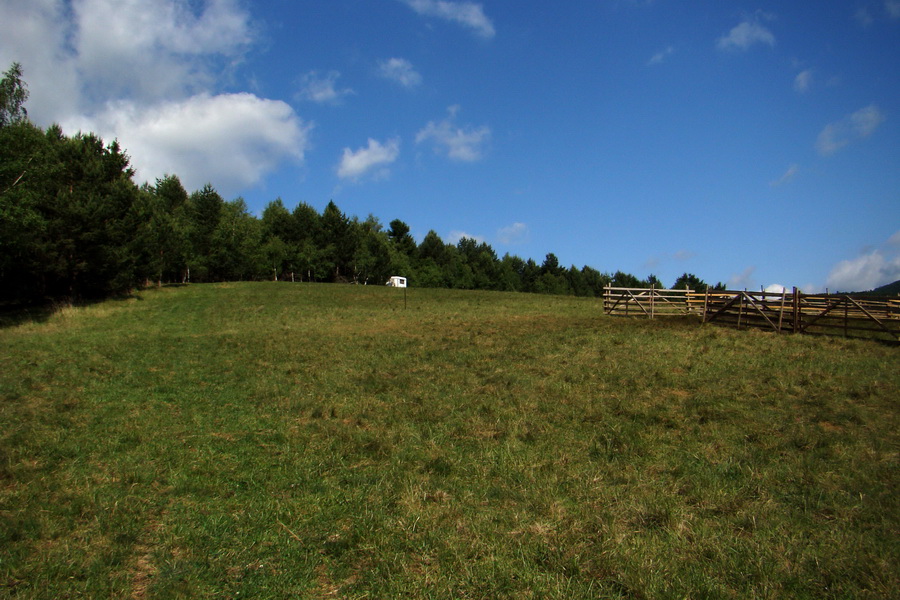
{"left": 1, "top": 282, "right": 897, "bottom": 598}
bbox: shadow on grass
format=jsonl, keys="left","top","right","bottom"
{"left": 0, "top": 288, "right": 157, "bottom": 329}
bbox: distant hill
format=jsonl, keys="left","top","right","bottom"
{"left": 847, "top": 279, "right": 900, "bottom": 296}
{"left": 872, "top": 279, "right": 900, "bottom": 295}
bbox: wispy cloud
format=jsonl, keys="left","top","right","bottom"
{"left": 794, "top": 69, "right": 813, "bottom": 93}
{"left": 447, "top": 230, "right": 485, "bottom": 244}
{"left": 497, "top": 222, "right": 530, "bottom": 245}
{"left": 416, "top": 105, "right": 491, "bottom": 162}
{"left": 717, "top": 18, "right": 775, "bottom": 51}
{"left": 855, "top": 7, "right": 874, "bottom": 27}
{"left": 855, "top": 2, "right": 899, "bottom": 25}
{"left": 728, "top": 266, "right": 757, "bottom": 289}
{"left": 399, "top": 0, "right": 495, "bottom": 38}
{"left": 643, "top": 249, "right": 696, "bottom": 272}
{"left": 377, "top": 58, "right": 423, "bottom": 89}
{"left": 771, "top": 163, "right": 799, "bottom": 187}
{"left": 296, "top": 70, "right": 355, "bottom": 104}
{"left": 816, "top": 104, "right": 885, "bottom": 156}
{"left": 336, "top": 137, "right": 401, "bottom": 181}
{"left": 647, "top": 46, "right": 674, "bottom": 66}
{"left": 886, "top": 1, "right": 900, "bottom": 19}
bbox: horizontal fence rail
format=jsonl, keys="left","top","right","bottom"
{"left": 604, "top": 286, "right": 900, "bottom": 342}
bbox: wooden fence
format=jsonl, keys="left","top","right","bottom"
{"left": 604, "top": 286, "right": 900, "bottom": 342}
{"left": 602, "top": 286, "right": 697, "bottom": 318}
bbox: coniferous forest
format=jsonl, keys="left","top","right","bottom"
{"left": 1, "top": 64, "right": 720, "bottom": 305}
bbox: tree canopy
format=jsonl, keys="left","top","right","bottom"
{"left": 0, "top": 63, "right": 723, "bottom": 305}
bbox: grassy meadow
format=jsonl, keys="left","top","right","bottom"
{"left": 0, "top": 282, "right": 897, "bottom": 599}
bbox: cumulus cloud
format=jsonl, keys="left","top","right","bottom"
{"left": 794, "top": 69, "right": 813, "bottom": 93}
{"left": 0, "top": 0, "right": 80, "bottom": 123}
{"left": 825, "top": 232, "right": 900, "bottom": 291}
{"left": 771, "top": 163, "right": 799, "bottom": 187}
{"left": 67, "top": 94, "right": 310, "bottom": 194}
{"left": 497, "top": 222, "right": 530, "bottom": 245}
{"left": 337, "top": 138, "right": 401, "bottom": 180}
{"left": 826, "top": 251, "right": 900, "bottom": 292}
{"left": 647, "top": 46, "right": 674, "bottom": 66}
{"left": 816, "top": 104, "right": 885, "bottom": 156}
{"left": 0, "top": 0, "right": 309, "bottom": 196}
{"left": 72, "top": 0, "right": 252, "bottom": 102}
{"left": 296, "top": 70, "right": 355, "bottom": 104}
{"left": 416, "top": 105, "right": 490, "bottom": 162}
{"left": 717, "top": 19, "right": 775, "bottom": 51}
{"left": 377, "top": 58, "right": 423, "bottom": 89}
{"left": 400, "top": 0, "right": 495, "bottom": 38}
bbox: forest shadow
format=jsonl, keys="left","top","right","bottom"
{"left": 0, "top": 291, "right": 145, "bottom": 329}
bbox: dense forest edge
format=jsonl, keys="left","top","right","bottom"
{"left": 0, "top": 60, "right": 806, "bottom": 307}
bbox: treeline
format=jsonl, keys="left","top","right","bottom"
{"left": 1, "top": 63, "right": 721, "bottom": 304}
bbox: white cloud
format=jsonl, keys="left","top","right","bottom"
{"left": 764, "top": 284, "right": 787, "bottom": 294}
{"left": 296, "top": 70, "right": 355, "bottom": 104}
{"left": 826, "top": 251, "right": 900, "bottom": 292}
{"left": 794, "top": 69, "right": 813, "bottom": 93}
{"left": 497, "top": 222, "right": 530, "bottom": 245}
{"left": 717, "top": 20, "right": 775, "bottom": 51}
{"left": 377, "top": 58, "right": 423, "bottom": 88}
{"left": 416, "top": 106, "right": 490, "bottom": 162}
{"left": 400, "top": 0, "right": 495, "bottom": 38}
{"left": 66, "top": 93, "right": 311, "bottom": 195}
{"left": 72, "top": 0, "right": 252, "bottom": 102}
{"left": 825, "top": 232, "right": 900, "bottom": 291}
{"left": 0, "top": 0, "right": 83, "bottom": 123}
{"left": 647, "top": 46, "right": 674, "bottom": 66}
{"left": 336, "top": 138, "right": 401, "bottom": 180}
{"left": 0, "top": 0, "right": 310, "bottom": 197}
{"left": 816, "top": 104, "right": 886, "bottom": 156}
{"left": 673, "top": 249, "right": 696, "bottom": 261}
{"left": 770, "top": 163, "right": 799, "bottom": 187}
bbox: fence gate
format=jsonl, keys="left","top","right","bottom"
{"left": 603, "top": 286, "right": 695, "bottom": 318}
{"left": 701, "top": 288, "right": 899, "bottom": 342}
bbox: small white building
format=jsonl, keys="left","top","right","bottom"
{"left": 386, "top": 276, "right": 407, "bottom": 288}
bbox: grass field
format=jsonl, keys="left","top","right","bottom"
{"left": 1, "top": 282, "right": 897, "bottom": 599}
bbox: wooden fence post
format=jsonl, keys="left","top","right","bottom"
{"left": 792, "top": 287, "right": 799, "bottom": 333}
{"left": 703, "top": 288, "right": 709, "bottom": 322}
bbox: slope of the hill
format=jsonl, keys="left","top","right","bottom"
{"left": 0, "top": 282, "right": 897, "bottom": 599}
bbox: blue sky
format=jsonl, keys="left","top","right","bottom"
{"left": 2, "top": 1, "right": 899, "bottom": 291}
